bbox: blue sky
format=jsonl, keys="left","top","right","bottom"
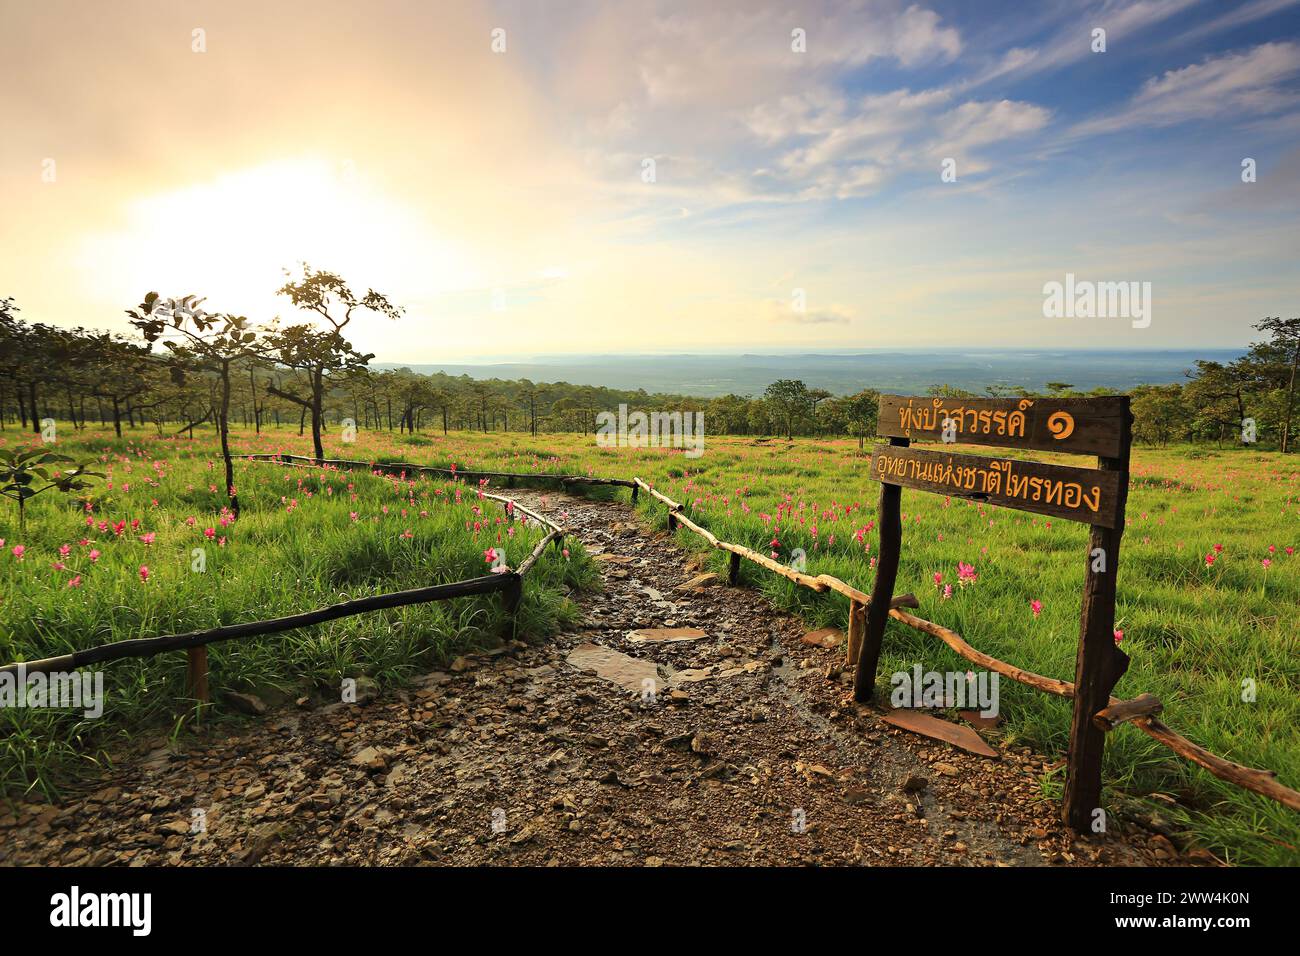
{"left": 2, "top": 0, "right": 1298, "bottom": 359}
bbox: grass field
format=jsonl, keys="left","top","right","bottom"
{"left": 0, "top": 427, "right": 594, "bottom": 801}
{"left": 2, "top": 423, "right": 1296, "bottom": 864}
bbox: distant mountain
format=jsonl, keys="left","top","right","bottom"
{"left": 375, "top": 350, "right": 1242, "bottom": 398}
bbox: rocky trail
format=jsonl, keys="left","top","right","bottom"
{"left": 1, "top": 489, "right": 1179, "bottom": 867}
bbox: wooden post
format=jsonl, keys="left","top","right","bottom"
{"left": 187, "top": 645, "right": 210, "bottom": 709}
{"left": 502, "top": 573, "right": 524, "bottom": 639}
{"left": 846, "top": 600, "right": 865, "bottom": 666}
{"left": 631, "top": 484, "right": 639, "bottom": 504}
{"left": 1063, "top": 399, "right": 1132, "bottom": 832}
{"left": 853, "top": 437, "right": 907, "bottom": 702}
{"left": 666, "top": 510, "right": 677, "bottom": 532}
{"left": 728, "top": 551, "right": 741, "bottom": 586}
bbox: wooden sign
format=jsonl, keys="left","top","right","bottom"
{"left": 859, "top": 394, "right": 1134, "bottom": 836}
{"left": 869, "top": 445, "right": 1123, "bottom": 527}
{"left": 876, "top": 395, "right": 1126, "bottom": 458}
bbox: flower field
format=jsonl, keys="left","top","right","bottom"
{"left": 1, "top": 422, "right": 1296, "bottom": 863}
{"left": 0, "top": 427, "right": 593, "bottom": 801}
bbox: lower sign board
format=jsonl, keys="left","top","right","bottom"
{"left": 869, "top": 445, "right": 1122, "bottom": 528}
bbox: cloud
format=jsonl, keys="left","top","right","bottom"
{"left": 763, "top": 298, "right": 853, "bottom": 324}
{"left": 1068, "top": 42, "right": 1300, "bottom": 137}
{"left": 747, "top": 88, "right": 1050, "bottom": 199}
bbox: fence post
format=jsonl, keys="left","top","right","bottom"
{"left": 1063, "top": 400, "right": 1132, "bottom": 832}
{"left": 728, "top": 551, "right": 741, "bottom": 586}
{"left": 667, "top": 509, "right": 677, "bottom": 532}
{"left": 846, "top": 600, "right": 865, "bottom": 666}
{"left": 631, "top": 483, "right": 639, "bottom": 504}
{"left": 853, "top": 437, "right": 908, "bottom": 701}
{"left": 187, "top": 646, "right": 210, "bottom": 712}
{"left": 502, "top": 572, "right": 524, "bottom": 640}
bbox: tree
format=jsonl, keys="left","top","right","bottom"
{"left": 266, "top": 266, "right": 402, "bottom": 461}
{"left": 843, "top": 388, "right": 880, "bottom": 450}
{"left": 127, "top": 293, "right": 262, "bottom": 517}
{"left": 1184, "top": 360, "right": 1251, "bottom": 446}
{"left": 1130, "top": 383, "right": 1192, "bottom": 447}
{"left": 764, "top": 379, "right": 812, "bottom": 440}
{"left": 0, "top": 448, "right": 101, "bottom": 535}
{"left": 79, "top": 332, "right": 159, "bottom": 437}
{"left": 1246, "top": 317, "right": 1300, "bottom": 452}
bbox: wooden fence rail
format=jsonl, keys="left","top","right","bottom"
{"left": 3, "top": 452, "right": 1295, "bottom": 821}
{"left": 0, "top": 459, "right": 570, "bottom": 710}
{"left": 630, "top": 475, "right": 1300, "bottom": 816}
{"left": 241, "top": 454, "right": 1300, "bottom": 814}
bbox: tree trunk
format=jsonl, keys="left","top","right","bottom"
{"left": 310, "top": 367, "right": 325, "bottom": 462}
{"left": 1283, "top": 342, "right": 1298, "bottom": 453}
{"left": 220, "top": 360, "right": 240, "bottom": 517}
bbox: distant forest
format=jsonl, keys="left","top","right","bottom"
{"left": 2, "top": 278, "right": 1296, "bottom": 452}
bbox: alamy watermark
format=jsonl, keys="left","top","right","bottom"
{"left": 0, "top": 664, "right": 103, "bottom": 718}
{"left": 890, "top": 666, "right": 999, "bottom": 718}
{"left": 595, "top": 404, "right": 704, "bottom": 458}
{"left": 1043, "top": 273, "right": 1151, "bottom": 329}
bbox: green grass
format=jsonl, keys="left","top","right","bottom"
{"left": 3, "top": 422, "right": 1296, "bottom": 865}
{"left": 0, "top": 427, "right": 594, "bottom": 800}
{"left": 276, "top": 425, "right": 1297, "bottom": 865}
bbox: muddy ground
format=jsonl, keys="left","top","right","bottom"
{"left": 1, "top": 490, "right": 1198, "bottom": 867}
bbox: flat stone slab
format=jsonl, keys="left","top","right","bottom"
{"left": 627, "top": 627, "right": 707, "bottom": 644}
{"left": 800, "top": 627, "right": 844, "bottom": 649}
{"left": 566, "top": 643, "right": 662, "bottom": 694}
{"left": 669, "top": 660, "right": 767, "bottom": 685}
{"left": 880, "top": 709, "right": 998, "bottom": 758}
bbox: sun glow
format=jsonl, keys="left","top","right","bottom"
{"left": 73, "top": 158, "right": 476, "bottom": 327}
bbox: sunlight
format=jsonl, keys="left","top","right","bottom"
{"left": 73, "top": 157, "right": 476, "bottom": 319}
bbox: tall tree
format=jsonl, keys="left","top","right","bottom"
{"left": 127, "top": 293, "right": 262, "bottom": 516}
{"left": 764, "top": 379, "right": 812, "bottom": 440}
{"left": 266, "top": 266, "right": 402, "bottom": 461}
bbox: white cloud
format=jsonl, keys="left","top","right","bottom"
{"left": 1069, "top": 42, "right": 1300, "bottom": 137}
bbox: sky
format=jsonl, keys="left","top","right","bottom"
{"left": 1, "top": 0, "right": 1298, "bottom": 362}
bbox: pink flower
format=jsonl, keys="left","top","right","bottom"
{"left": 1030, "top": 599, "right": 1043, "bottom": 618}
{"left": 562, "top": 548, "right": 570, "bottom": 559}
{"left": 1262, "top": 558, "right": 1272, "bottom": 569}
{"left": 484, "top": 548, "right": 497, "bottom": 564}
{"left": 138, "top": 565, "right": 150, "bottom": 582}
{"left": 1213, "top": 543, "right": 1223, "bottom": 553}
{"left": 203, "top": 527, "right": 216, "bottom": 539}
{"left": 67, "top": 575, "right": 82, "bottom": 588}
{"left": 11, "top": 545, "right": 25, "bottom": 561}
{"left": 58, "top": 544, "right": 71, "bottom": 558}
{"left": 956, "top": 561, "right": 977, "bottom": 584}
{"left": 89, "top": 548, "right": 102, "bottom": 562}
{"left": 1287, "top": 547, "right": 1295, "bottom": 556}
{"left": 51, "top": 561, "right": 66, "bottom": 571}
{"left": 942, "top": 584, "right": 952, "bottom": 600}
{"left": 932, "top": 572, "right": 943, "bottom": 588}
{"left": 1113, "top": 629, "right": 1124, "bottom": 645}
{"left": 139, "top": 532, "right": 155, "bottom": 545}
{"left": 1205, "top": 553, "right": 1216, "bottom": 567}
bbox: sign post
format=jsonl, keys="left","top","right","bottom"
{"left": 863, "top": 395, "right": 1133, "bottom": 832}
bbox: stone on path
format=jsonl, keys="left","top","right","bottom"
{"left": 566, "top": 643, "right": 662, "bottom": 694}
{"left": 800, "top": 627, "right": 843, "bottom": 649}
{"left": 880, "top": 710, "right": 998, "bottom": 758}
{"left": 626, "top": 627, "right": 707, "bottom": 644}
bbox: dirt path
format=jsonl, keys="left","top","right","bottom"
{"left": 1, "top": 490, "right": 1169, "bottom": 867}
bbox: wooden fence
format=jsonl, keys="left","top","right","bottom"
{"left": 0, "top": 463, "right": 568, "bottom": 708}
{"left": 2, "top": 450, "right": 1295, "bottom": 830}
